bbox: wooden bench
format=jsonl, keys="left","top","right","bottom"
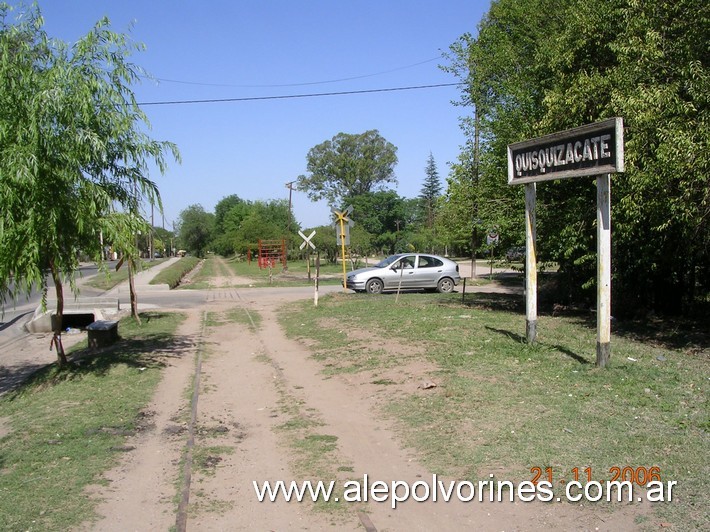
{"left": 87, "top": 320, "right": 119, "bottom": 348}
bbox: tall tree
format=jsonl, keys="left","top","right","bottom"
{"left": 297, "top": 130, "right": 398, "bottom": 206}
{"left": 444, "top": 0, "right": 709, "bottom": 314}
{"left": 538, "top": 0, "right": 710, "bottom": 313}
{"left": 441, "top": 0, "right": 560, "bottom": 265}
{"left": 213, "top": 194, "right": 244, "bottom": 235}
{"left": 348, "top": 191, "right": 407, "bottom": 254}
{"left": 212, "top": 194, "right": 246, "bottom": 256}
{"left": 177, "top": 204, "right": 214, "bottom": 258}
{"left": 232, "top": 199, "right": 296, "bottom": 253}
{"left": 419, "top": 152, "right": 442, "bottom": 229}
{"left": 0, "top": 5, "right": 179, "bottom": 363}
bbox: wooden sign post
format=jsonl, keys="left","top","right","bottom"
{"left": 508, "top": 118, "right": 624, "bottom": 367}
{"left": 596, "top": 174, "right": 612, "bottom": 367}
{"left": 524, "top": 183, "right": 537, "bottom": 344}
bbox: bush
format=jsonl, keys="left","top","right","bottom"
{"left": 149, "top": 257, "right": 200, "bottom": 288}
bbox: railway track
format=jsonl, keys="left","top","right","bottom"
{"left": 174, "top": 285, "right": 379, "bottom": 531}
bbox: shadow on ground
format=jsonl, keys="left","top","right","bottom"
{"left": 1, "top": 312, "right": 194, "bottom": 397}
{"left": 458, "top": 276, "right": 709, "bottom": 357}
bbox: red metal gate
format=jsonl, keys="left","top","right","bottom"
{"left": 257, "top": 239, "right": 286, "bottom": 269}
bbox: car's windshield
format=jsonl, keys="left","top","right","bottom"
{"left": 375, "top": 254, "right": 404, "bottom": 268}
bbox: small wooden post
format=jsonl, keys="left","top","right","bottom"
{"left": 314, "top": 252, "right": 320, "bottom": 307}
{"left": 489, "top": 246, "right": 494, "bottom": 280}
{"left": 395, "top": 260, "right": 405, "bottom": 303}
{"left": 596, "top": 174, "right": 612, "bottom": 367}
{"left": 306, "top": 248, "right": 311, "bottom": 281}
{"left": 525, "top": 183, "right": 537, "bottom": 343}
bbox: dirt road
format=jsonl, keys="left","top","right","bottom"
{"left": 83, "top": 257, "right": 646, "bottom": 531}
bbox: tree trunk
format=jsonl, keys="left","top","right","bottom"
{"left": 128, "top": 259, "right": 141, "bottom": 325}
{"left": 49, "top": 261, "right": 68, "bottom": 365}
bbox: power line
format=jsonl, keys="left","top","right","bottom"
{"left": 138, "top": 82, "right": 462, "bottom": 106}
{"left": 147, "top": 56, "right": 443, "bottom": 88}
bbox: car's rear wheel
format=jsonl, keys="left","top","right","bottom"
{"left": 437, "top": 277, "right": 455, "bottom": 293}
{"left": 366, "top": 278, "right": 384, "bottom": 294}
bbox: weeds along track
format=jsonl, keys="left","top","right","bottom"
{"left": 214, "top": 254, "right": 238, "bottom": 287}
{"left": 214, "top": 255, "right": 231, "bottom": 278}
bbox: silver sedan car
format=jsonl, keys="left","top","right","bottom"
{"left": 345, "top": 253, "right": 461, "bottom": 294}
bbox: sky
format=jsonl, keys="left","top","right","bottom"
{"left": 16, "top": 1, "right": 491, "bottom": 231}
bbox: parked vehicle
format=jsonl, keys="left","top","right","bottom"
{"left": 505, "top": 246, "right": 525, "bottom": 262}
{"left": 345, "top": 253, "right": 460, "bottom": 294}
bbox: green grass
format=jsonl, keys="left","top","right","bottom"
{"left": 192, "top": 445, "right": 235, "bottom": 477}
{"left": 0, "top": 311, "right": 185, "bottom": 531}
{"left": 226, "top": 257, "right": 352, "bottom": 287}
{"left": 172, "top": 255, "right": 367, "bottom": 290}
{"left": 278, "top": 291, "right": 709, "bottom": 529}
{"left": 175, "top": 255, "right": 344, "bottom": 289}
{"left": 227, "top": 255, "right": 363, "bottom": 276}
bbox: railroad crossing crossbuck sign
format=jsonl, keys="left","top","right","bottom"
{"left": 331, "top": 206, "right": 354, "bottom": 245}
{"left": 299, "top": 230, "right": 316, "bottom": 250}
{"left": 331, "top": 205, "right": 354, "bottom": 291}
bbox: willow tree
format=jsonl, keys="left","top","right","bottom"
{"left": 101, "top": 212, "right": 150, "bottom": 324}
{"left": 0, "top": 5, "right": 179, "bottom": 363}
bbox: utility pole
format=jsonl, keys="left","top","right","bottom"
{"left": 285, "top": 181, "right": 296, "bottom": 272}
{"left": 286, "top": 181, "right": 296, "bottom": 235}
